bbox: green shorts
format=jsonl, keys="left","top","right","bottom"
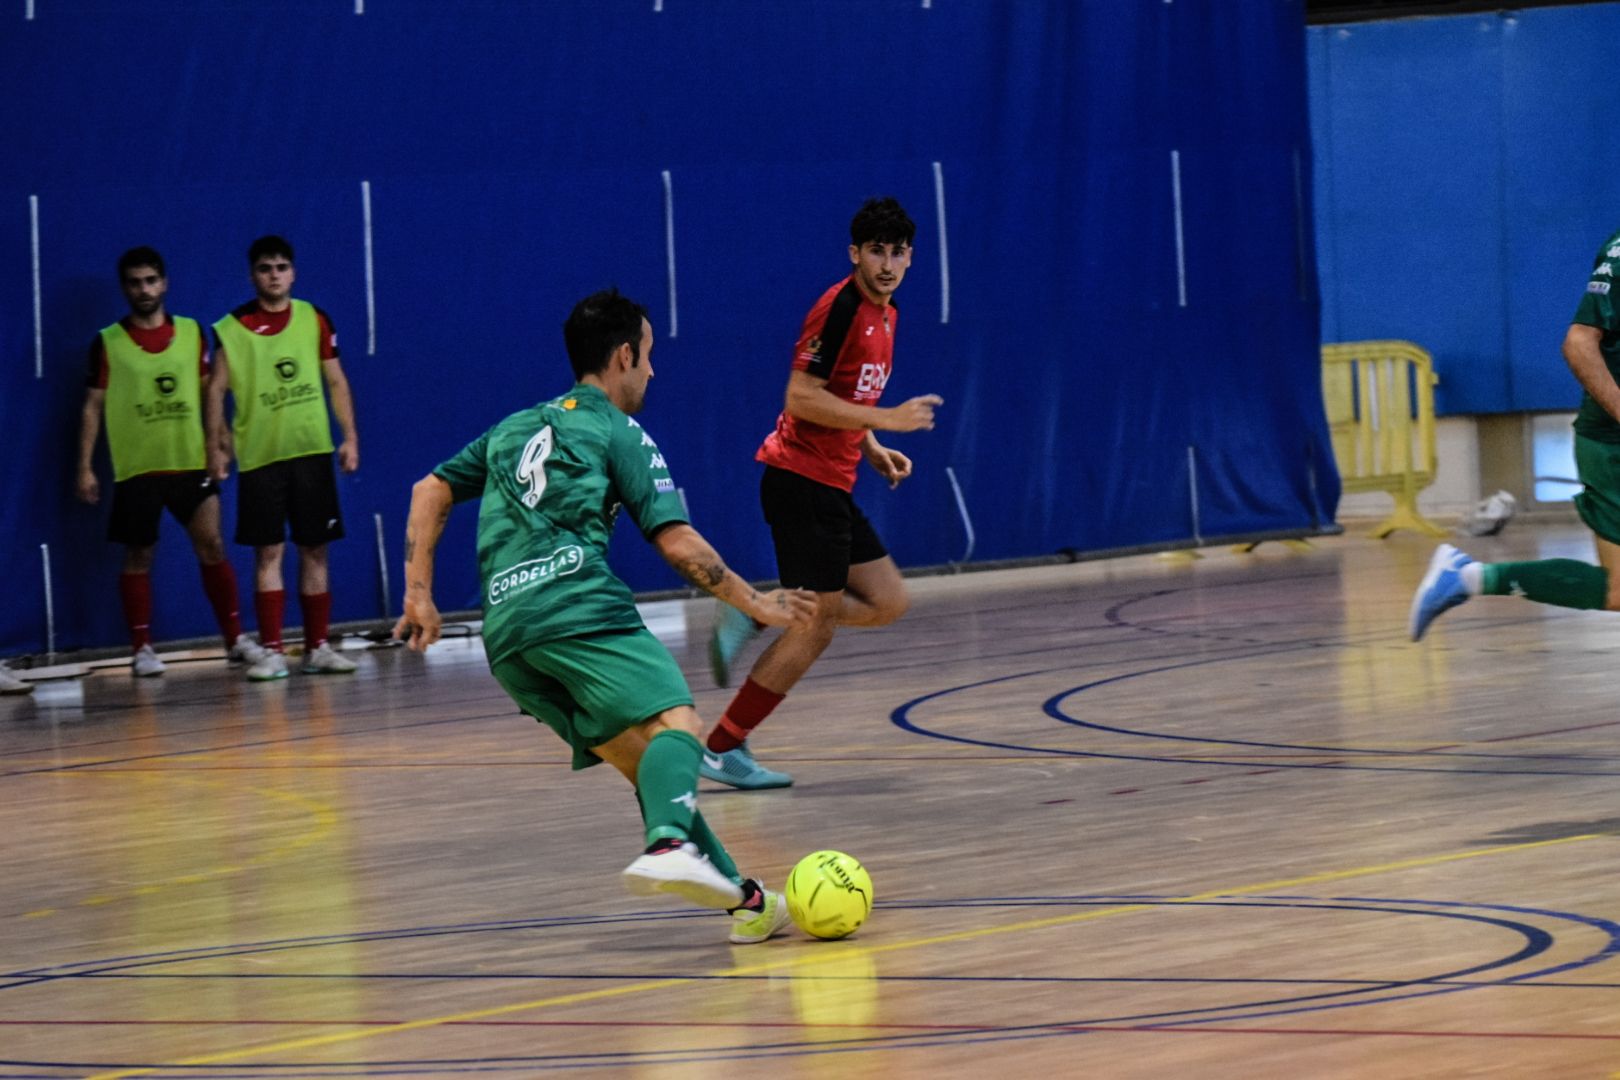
{"left": 490, "top": 627, "right": 693, "bottom": 771}
{"left": 1574, "top": 435, "right": 1620, "bottom": 545}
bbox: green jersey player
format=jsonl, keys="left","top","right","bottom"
{"left": 394, "top": 289, "right": 814, "bottom": 943}
{"left": 1412, "top": 226, "right": 1620, "bottom": 638}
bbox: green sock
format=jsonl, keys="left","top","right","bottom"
{"left": 636, "top": 729, "right": 703, "bottom": 846}
{"left": 1483, "top": 560, "right": 1608, "bottom": 610}
{"left": 687, "top": 811, "right": 742, "bottom": 884}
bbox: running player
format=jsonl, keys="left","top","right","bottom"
{"left": 704, "top": 197, "right": 943, "bottom": 788}
{"left": 210, "top": 236, "right": 360, "bottom": 680}
{"left": 76, "top": 246, "right": 265, "bottom": 676}
{"left": 1413, "top": 225, "right": 1620, "bottom": 637}
{"left": 394, "top": 288, "right": 813, "bottom": 940}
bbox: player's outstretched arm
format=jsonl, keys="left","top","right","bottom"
{"left": 783, "top": 370, "right": 943, "bottom": 433}
{"left": 651, "top": 524, "right": 816, "bottom": 628}
{"left": 393, "top": 473, "right": 455, "bottom": 651}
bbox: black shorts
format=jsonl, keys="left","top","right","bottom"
{"left": 760, "top": 465, "right": 887, "bottom": 593}
{"left": 236, "top": 453, "right": 345, "bottom": 547}
{"left": 108, "top": 472, "right": 218, "bottom": 547}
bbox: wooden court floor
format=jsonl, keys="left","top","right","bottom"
{"left": 5, "top": 521, "right": 1620, "bottom": 1079}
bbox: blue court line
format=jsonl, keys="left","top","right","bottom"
{"left": 893, "top": 667, "right": 1620, "bottom": 778}
{"left": 7, "top": 895, "right": 1607, "bottom": 1075}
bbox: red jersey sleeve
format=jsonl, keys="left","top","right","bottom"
{"left": 86, "top": 336, "right": 108, "bottom": 390}
{"left": 314, "top": 306, "right": 340, "bottom": 360}
{"left": 792, "top": 277, "right": 862, "bottom": 380}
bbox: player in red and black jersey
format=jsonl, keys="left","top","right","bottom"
{"left": 703, "top": 198, "right": 944, "bottom": 789}
{"left": 75, "top": 246, "right": 264, "bottom": 677}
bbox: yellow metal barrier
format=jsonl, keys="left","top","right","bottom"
{"left": 1321, "top": 340, "right": 1445, "bottom": 538}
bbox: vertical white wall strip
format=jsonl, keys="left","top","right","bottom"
{"left": 1170, "top": 150, "right": 1187, "bottom": 308}
{"left": 26, "top": 0, "right": 35, "bottom": 19}
{"left": 354, "top": 0, "right": 364, "bottom": 13}
{"left": 1186, "top": 446, "right": 1202, "bottom": 544}
{"left": 653, "top": 0, "right": 663, "bottom": 10}
{"left": 361, "top": 180, "right": 376, "bottom": 355}
{"left": 944, "top": 466, "right": 976, "bottom": 564}
{"left": 921, "top": 0, "right": 932, "bottom": 8}
{"left": 41, "top": 544, "right": 55, "bottom": 658}
{"left": 373, "top": 513, "right": 390, "bottom": 616}
{"left": 30, "top": 195, "right": 42, "bottom": 379}
{"left": 661, "top": 169, "right": 678, "bottom": 339}
{"left": 932, "top": 161, "right": 951, "bottom": 325}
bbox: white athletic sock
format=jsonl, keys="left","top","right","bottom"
{"left": 1460, "top": 561, "right": 1484, "bottom": 595}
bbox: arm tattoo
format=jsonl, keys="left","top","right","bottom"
{"left": 403, "top": 532, "right": 416, "bottom": 563}
{"left": 673, "top": 556, "right": 727, "bottom": 593}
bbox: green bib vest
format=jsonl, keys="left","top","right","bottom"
{"left": 213, "top": 299, "right": 334, "bottom": 472}
{"left": 101, "top": 317, "right": 206, "bottom": 481}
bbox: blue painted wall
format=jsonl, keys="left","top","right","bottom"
{"left": 1310, "top": 2, "right": 1620, "bottom": 415}
{"left": 0, "top": 1, "right": 1332, "bottom": 655}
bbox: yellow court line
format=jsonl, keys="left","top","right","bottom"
{"left": 83, "top": 831, "right": 1603, "bottom": 1080}
{"left": 20, "top": 773, "right": 338, "bottom": 920}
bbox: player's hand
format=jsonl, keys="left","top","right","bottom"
{"left": 866, "top": 447, "right": 913, "bottom": 488}
{"left": 338, "top": 440, "right": 360, "bottom": 473}
{"left": 885, "top": 394, "right": 943, "bottom": 433}
{"left": 207, "top": 448, "right": 231, "bottom": 483}
{"left": 749, "top": 588, "right": 817, "bottom": 628}
{"left": 75, "top": 470, "right": 100, "bottom": 505}
{"left": 393, "top": 591, "right": 442, "bottom": 651}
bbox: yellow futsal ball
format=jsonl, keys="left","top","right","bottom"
{"left": 785, "top": 850, "right": 873, "bottom": 940}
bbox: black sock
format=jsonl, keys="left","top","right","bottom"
{"left": 729, "top": 878, "right": 764, "bottom": 914}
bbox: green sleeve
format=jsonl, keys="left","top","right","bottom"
{"left": 608, "top": 416, "right": 688, "bottom": 538}
{"left": 1574, "top": 236, "right": 1620, "bottom": 330}
{"left": 432, "top": 431, "right": 492, "bottom": 504}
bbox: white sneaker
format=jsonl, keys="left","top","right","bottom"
{"left": 227, "top": 635, "right": 268, "bottom": 666}
{"left": 0, "top": 662, "right": 33, "bottom": 695}
{"left": 247, "top": 651, "right": 289, "bottom": 681}
{"left": 131, "top": 645, "right": 166, "bottom": 678}
{"left": 622, "top": 842, "right": 744, "bottom": 909}
{"left": 301, "top": 643, "right": 358, "bottom": 675}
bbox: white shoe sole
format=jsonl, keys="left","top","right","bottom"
{"left": 622, "top": 854, "right": 743, "bottom": 909}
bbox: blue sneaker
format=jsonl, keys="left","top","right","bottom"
{"left": 700, "top": 741, "right": 793, "bottom": 790}
{"left": 1410, "top": 543, "right": 1474, "bottom": 642}
{"left": 708, "top": 603, "right": 763, "bottom": 688}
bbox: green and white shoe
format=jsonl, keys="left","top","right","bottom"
{"left": 700, "top": 741, "right": 793, "bottom": 790}
{"left": 708, "top": 603, "right": 762, "bottom": 688}
{"left": 729, "top": 881, "right": 791, "bottom": 944}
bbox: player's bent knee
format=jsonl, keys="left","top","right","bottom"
{"left": 643, "top": 704, "right": 702, "bottom": 739}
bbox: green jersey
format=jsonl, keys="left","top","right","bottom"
{"left": 433, "top": 383, "right": 687, "bottom": 667}
{"left": 1572, "top": 227, "right": 1620, "bottom": 443}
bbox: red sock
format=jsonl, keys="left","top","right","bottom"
{"left": 300, "top": 591, "right": 332, "bottom": 649}
{"left": 199, "top": 561, "right": 243, "bottom": 647}
{"left": 119, "top": 572, "right": 153, "bottom": 651}
{"left": 256, "top": 589, "right": 286, "bottom": 652}
{"left": 707, "top": 678, "right": 786, "bottom": 753}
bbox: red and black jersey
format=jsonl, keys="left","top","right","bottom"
{"left": 756, "top": 275, "right": 897, "bottom": 492}
{"left": 85, "top": 314, "right": 208, "bottom": 389}
{"left": 212, "top": 301, "right": 339, "bottom": 359}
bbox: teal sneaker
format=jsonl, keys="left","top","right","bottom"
{"left": 1410, "top": 543, "right": 1474, "bottom": 642}
{"left": 708, "top": 603, "right": 762, "bottom": 688}
{"left": 729, "top": 881, "right": 792, "bottom": 944}
{"left": 700, "top": 741, "right": 793, "bottom": 790}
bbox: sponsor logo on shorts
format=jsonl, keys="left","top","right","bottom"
{"left": 487, "top": 545, "right": 585, "bottom": 606}
{"left": 1608, "top": 245, "right": 1620, "bottom": 259}
{"left": 655, "top": 477, "right": 675, "bottom": 493}
{"left": 1598, "top": 262, "right": 1614, "bottom": 278}
{"left": 1590, "top": 281, "right": 1611, "bottom": 295}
